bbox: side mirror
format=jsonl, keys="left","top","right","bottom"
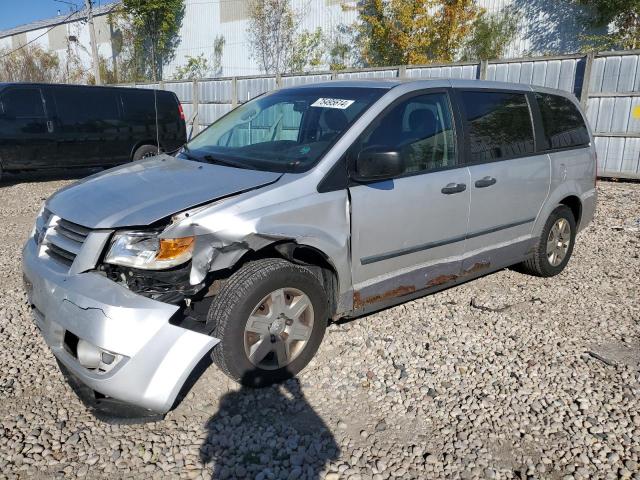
{"left": 349, "top": 147, "right": 405, "bottom": 182}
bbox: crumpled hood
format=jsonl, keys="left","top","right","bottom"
{"left": 46, "top": 155, "right": 282, "bottom": 229}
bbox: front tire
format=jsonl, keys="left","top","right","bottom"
{"left": 208, "top": 258, "right": 328, "bottom": 387}
{"left": 519, "top": 205, "right": 576, "bottom": 277}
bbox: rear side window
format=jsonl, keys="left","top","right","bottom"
{"left": 535, "top": 93, "right": 589, "bottom": 150}
{"left": 121, "top": 90, "right": 155, "bottom": 121}
{"left": 460, "top": 91, "right": 534, "bottom": 163}
{"left": 0, "top": 88, "right": 45, "bottom": 118}
{"left": 54, "top": 87, "right": 119, "bottom": 124}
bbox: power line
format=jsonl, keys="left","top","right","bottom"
{"left": 0, "top": 10, "right": 79, "bottom": 59}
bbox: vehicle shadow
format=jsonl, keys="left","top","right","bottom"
{"left": 199, "top": 372, "right": 339, "bottom": 479}
{"left": 0, "top": 168, "right": 102, "bottom": 187}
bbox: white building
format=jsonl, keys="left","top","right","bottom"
{"left": 0, "top": 4, "right": 118, "bottom": 78}
{"left": 0, "top": 0, "right": 600, "bottom": 81}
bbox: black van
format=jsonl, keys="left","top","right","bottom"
{"left": 0, "top": 83, "right": 186, "bottom": 179}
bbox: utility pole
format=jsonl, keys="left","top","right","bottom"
{"left": 84, "top": 0, "right": 102, "bottom": 85}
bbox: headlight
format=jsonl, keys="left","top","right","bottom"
{"left": 104, "top": 231, "right": 195, "bottom": 270}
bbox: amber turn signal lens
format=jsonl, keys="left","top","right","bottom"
{"left": 156, "top": 236, "right": 195, "bottom": 260}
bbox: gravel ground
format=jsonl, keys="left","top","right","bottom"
{"left": 0, "top": 176, "right": 639, "bottom": 480}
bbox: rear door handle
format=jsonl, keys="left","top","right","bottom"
{"left": 474, "top": 176, "right": 497, "bottom": 188}
{"left": 441, "top": 182, "right": 467, "bottom": 194}
{"left": 46, "top": 120, "right": 54, "bottom": 133}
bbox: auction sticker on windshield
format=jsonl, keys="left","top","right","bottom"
{"left": 311, "top": 98, "right": 355, "bottom": 109}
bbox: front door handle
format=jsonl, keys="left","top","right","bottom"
{"left": 46, "top": 120, "right": 54, "bottom": 133}
{"left": 475, "top": 176, "right": 497, "bottom": 188}
{"left": 441, "top": 182, "right": 467, "bottom": 194}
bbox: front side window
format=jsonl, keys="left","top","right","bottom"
{"left": 536, "top": 93, "right": 589, "bottom": 150}
{"left": 184, "top": 87, "right": 385, "bottom": 173}
{"left": 0, "top": 88, "right": 45, "bottom": 118}
{"left": 354, "top": 92, "right": 457, "bottom": 174}
{"left": 460, "top": 91, "right": 534, "bottom": 163}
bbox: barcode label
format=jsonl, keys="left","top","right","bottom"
{"left": 311, "top": 98, "right": 355, "bottom": 109}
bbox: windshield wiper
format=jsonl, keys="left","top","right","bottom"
{"left": 180, "top": 145, "right": 200, "bottom": 162}
{"left": 201, "top": 154, "right": 252, "bottom": 170}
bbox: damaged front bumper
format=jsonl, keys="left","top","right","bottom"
{"left": 22, "top": 237, "right": 220, "bottom": 415}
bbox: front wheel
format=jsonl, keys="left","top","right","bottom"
{"left": 208, "top": 258, "right": 328, "bottom": 387}
{"left": 518, "top": 205, "right": 576, "bottom": 277}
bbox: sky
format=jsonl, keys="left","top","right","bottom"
{"left": 0, "top": 0, "right": 118, "bottom": 31}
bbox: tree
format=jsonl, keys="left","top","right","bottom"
{"left": 0, "top": 45, "right": 63, "bottom": 83}
{"left": 247, "top": 0, "right": 296, "bottom": 75}
{"left": 120, "top": 0, "right": 185, "bottom": 81}
{"left": 289, "top": 28, "right": 324, "bottom": 73}
{"left": 326, "top": 24, "right": 355, "bottom": 71}
{"left": 173, "top": 36, "right": 225, "bottom": 80}
{"left": 460, "top": 8, "right": 519, "bottom": 60}
{"left": 575, "top": 0, "right": 640, "bottom": 49}
{"left": 247, "top": 0, "right": 324, "bottom": 75}
{"left": 355, "top": 0, "right": 480, "bottom": 67}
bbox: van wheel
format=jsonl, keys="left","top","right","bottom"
{"left": 208, "top": 258, "right": 328, "bottom": 387}
{"left": 518, "top": 205, "right": 576, "bottom": 277}
{"left": 132, "top": 144, "right": 160, "bottom": 161}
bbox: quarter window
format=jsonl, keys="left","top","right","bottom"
{"left": 535, "top": 93, "right": 589, "bottom": 149}
{"left": 460, "top": 91, "right": 534, "bottom": 163}
{"left": 0, "top": 88, "right": 45, "bottom": 118}
{"left": 356, "top": 92, "right": 457, "bottom": 174}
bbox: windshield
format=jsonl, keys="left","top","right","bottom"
{"left": 182, "top": 87, "right": 386, "bottom": 173}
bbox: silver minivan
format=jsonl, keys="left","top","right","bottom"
{"left": 22, "top": 79, "right": 597, "bottom": 417}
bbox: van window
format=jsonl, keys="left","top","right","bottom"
{"left": 1, "top": 88, "right": 45, "bottom": 118}
{"left": 121, "top": 90, "right": 154, "bottom": 121}
{"left": 535, "top": 93, "right": 590, "bottom": 150}
{"left": 357, "top": 92, "right": 457, "bottom": 173}
{"left": 54, "top": 88, "right": 119, "bottom": 126}
{"left": 460, "top": 91, "right": 534, "bottom": 163}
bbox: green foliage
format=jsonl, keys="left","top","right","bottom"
{"left": 174, "top": 54, "right": 212, "bottom": 80}
{"left": 575, "top": 0, "right": 640, "bottom": 49}
{"left": 247, "top": 0, "right": 296, "bottom": 75}
{"left": 0, "top": 45, "right": 62, "bottom": 82}
{"left": 289, "top": 28, "right": 324, "bottom": 73}
{"left": 460, "top": 8, "right": 519, "bottom": 60}
{"left": 247, "top": 0, "right": 327, "bottom": 74}
{"left": 355, "top": 0, "right": 480, "bottom": 67}
{"left": 120, "top": 0, "right": 186, "bottom": 81}
{"left": 326, "top": 24, "right": 354, "bottom": 71}
{"left": 173, "top": 36, "right": 225, "bottom": 80}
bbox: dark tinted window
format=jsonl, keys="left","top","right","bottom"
{"left": 121, "top": 90, "right": 155, "bottom": 121}
{"left": 54, "top": 87, "right": 119, "bottom": 125}
{"left": 1, "top": 88, "right": 45, "bottom": 117}
{"left": 461, "top": 91, "right": 534, "bottom": 163}
{"left": 536, "top": 93, "right": 589, "bottom": 149}
{"left": 357, "top": 92, "right": 457, "bottom": 173}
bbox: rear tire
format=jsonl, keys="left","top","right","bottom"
{"left": 208, "top": 258, "right": 328, "bottom": 387}
{"left": 518, "top": 205, "right": 576, "bottom": 277}
{"left": 132, "top": 144, "right": 160, "bottom": 161}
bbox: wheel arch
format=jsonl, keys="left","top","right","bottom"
{"left": 559, "top": 195, "right": 582, "bottom": 229}
{"left": 130, "top": 140, "right": 160, "bottom": 160}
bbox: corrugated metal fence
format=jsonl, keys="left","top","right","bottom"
{"left": 129, "top": 50, "right": 640, "bottom": 179}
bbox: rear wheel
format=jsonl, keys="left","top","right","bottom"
{"left": 518, "top": 205, "right": 576, "bottom": 277}
{"left": 208, "top": 258, "right": 328, "bottom": 387}
{"left": 132, "top": 144, "right": 160, "bottom": 161}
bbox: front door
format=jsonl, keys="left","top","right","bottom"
{"left": 456, "top": 89, "right": 551, "bottom": 270}
{"left": 0, "top": 86, "right": 54, "bottom": 170}
{"left": 348, "top": 91, "right": 470, "bottom": 310}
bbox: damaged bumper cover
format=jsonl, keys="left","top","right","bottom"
{"left": 22, "top": 238, "right": 220, "bottom": 414}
